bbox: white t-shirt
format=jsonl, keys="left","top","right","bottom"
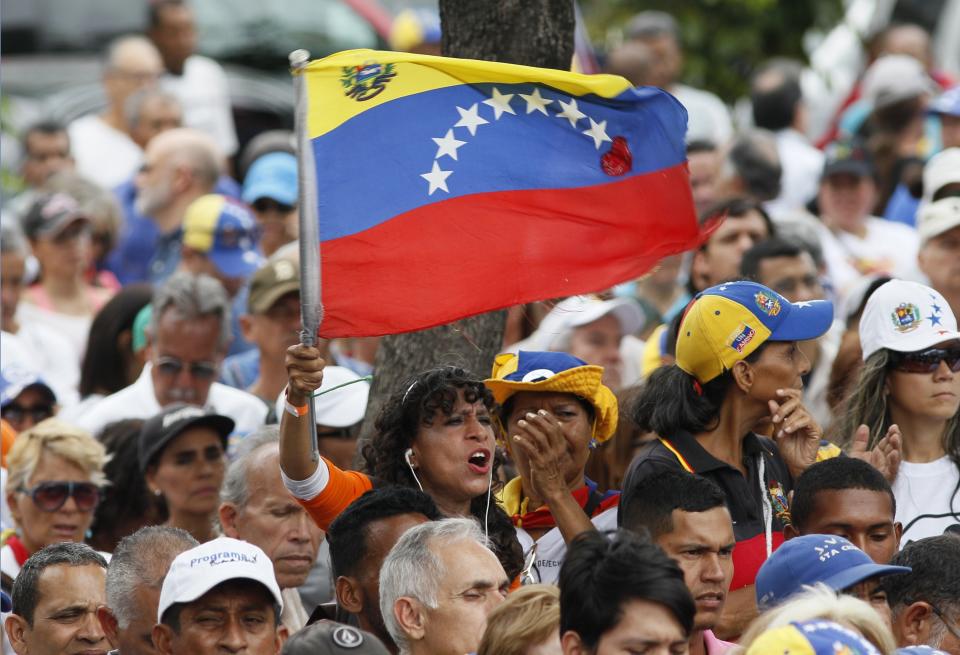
{"left": 514, "top": 505, "right": 619, "bottom": 585}
{"left": 767, "top": 129, "right": 825, "bottom": 218}
{"left": 892, "top": 456, "right": 960, "bottom": 542}
{"left": 67, "top": 114, "right": 143, "bottom": 190}
{"left": 73, "top": 363, "right": 267, "bottom": 444}
{"left": 161, "top": 55, "right": 238, "bottom": 156}
{"left": 816, "top": 217, "right": 920, "bottom": 306}
{"left": 671, "top": 84, "right": 734, "bottom": 146}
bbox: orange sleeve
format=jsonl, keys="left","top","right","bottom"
{"left": 296, "top": 457, "right": 374, "bottom": 530}
{"left": 1, "top": 420, "right": 16, "bottom": 468}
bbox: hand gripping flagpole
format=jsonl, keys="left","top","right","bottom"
{"left": 290, "top": 49, "right": 321, "bottom": 462}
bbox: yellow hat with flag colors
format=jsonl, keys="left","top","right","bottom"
{"left": 484, "top": 351, "right": 618, "bottom": 442}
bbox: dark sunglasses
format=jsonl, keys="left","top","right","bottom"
{"left": 1, "top": 403, "right": 54, "bottom": 424}
{"left": 17, "top": 481, "right": 101, "bottom": 512}
{"left": 154, "top": 356, "right": 218, "bottom": 380}
{"left": 252, "top": 198, "right": 294, "bottom": 214}
{"left": 890, "top": 347, "right": 960, "bottom": 374}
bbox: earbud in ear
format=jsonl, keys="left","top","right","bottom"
{"left": 404, "top": 448, "right": 415, "bottom": 467}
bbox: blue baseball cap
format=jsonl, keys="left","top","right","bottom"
{"left": 242, "top": 152, "right": 297, "bottom": 207}
{"left": 677, "top": 280, "right": 834, "bottom": 383}
{"left": 183, "top": 194, "right": 265, "bottom": 279}
{"left": 929, "top": 86, "right": 960, "bottom": 118}
{"left": 747, "top": 619, "right": 881, "bottom": 655}
{"left": 0, "top": 367, "right": 56, "bottom": 408}
{"left": 756, "top": 534, "right": 911, "bottom": 610}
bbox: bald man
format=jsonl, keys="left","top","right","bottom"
{"left": 135, "top": 127, "right": 223, "bottom": 282}
{"left": 68, "top": 35, "right": 164, "bottom": 189}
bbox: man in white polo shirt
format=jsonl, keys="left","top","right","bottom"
{"left": 153, "top": 537, "right": 286, "bottom": 655}
{"left": 74, "top": 272, "right": 266, "bottom": 440}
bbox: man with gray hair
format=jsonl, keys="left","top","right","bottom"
{"left": 883, "top": 535, "right": 960, "bottom": 654}
{"left": 96, "top": 526, "right": 198, "bottom": 655}
{"left": 218, "top": 427, "right": 324, "bottom": 633}
{"left": 68, "top": 35, "right": 164, "bottom": 189}
{"left": 74, "top": 271, "right": 267, "bottom": 439}
{"left": 379, "top": 518, "right": 508, "bottom": 655}
{"left": 126, "top": 89, "right": 183, "bottom": 151}
{"left": 713, "top": 129, "right": 783, "bottom": 204}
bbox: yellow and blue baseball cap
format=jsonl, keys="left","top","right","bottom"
{"left": 676, "top": 281, "right": 834, "bottom": 384}
{"left": 485, "top": 351, "right": 618, "bottom": 442}
{"left": 756, "top": 534, "right": 910, "bottom": 610}
{"left": 747, "top": 620, "right": 881, "bottom": 655}
{"left": 183, "top": 194, "right": 264, "bottom": 279}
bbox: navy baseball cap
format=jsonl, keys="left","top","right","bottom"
{"left": 756, "top": 534, "right": 911, "bottom": 610}
{"left": 676, "top": 280, "right": 834, "bottom": 383}
{"left": 822, "top": 139, "right": 874, "bottom": 178}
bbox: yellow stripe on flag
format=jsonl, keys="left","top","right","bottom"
{"left": 302, "top": 49, "right": 635, "bottom": 138}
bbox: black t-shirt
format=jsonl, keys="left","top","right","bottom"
{"left": 622, "top": 430, "right": 794, "bottom": 590}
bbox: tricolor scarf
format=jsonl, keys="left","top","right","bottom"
{"left": 500, "top": 476, "right": 619, "bottom": 530}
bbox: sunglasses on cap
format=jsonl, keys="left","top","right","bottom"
{"left": 1, "top": 402, "right": 54, "bottom": 425}
{"left": 890, "top": 346, "right": 960, "bottom": 374}
{"left": 17, "top": 481, "right": 101, "bottom": 512}
{"left": 154, "top": 355, "right": 218, "bottom": 380}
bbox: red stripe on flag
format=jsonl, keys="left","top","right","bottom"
{"left": 319, "top": 162, "right": 699, "bottom": 337}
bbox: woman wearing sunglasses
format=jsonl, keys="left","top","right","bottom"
{"left": 2, "top": 419, "right": 107, "bottom": 581}
{"left": 836, "top": 279, "right": 960, "bottom": 542}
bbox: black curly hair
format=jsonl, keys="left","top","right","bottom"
{"left": 360, "top": 366, "right": 523, "bottom": 580}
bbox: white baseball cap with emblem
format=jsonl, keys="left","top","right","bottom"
{"left": 859, "top": 279, "right": 960, "bottom": 360}
{"left": 157, "top": 537, "right": 284, "bottom": 622}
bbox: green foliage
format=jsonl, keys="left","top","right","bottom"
{"left": 582, "top": 0, "right": 844, "bottom": 103}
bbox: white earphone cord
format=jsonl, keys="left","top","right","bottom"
{"left": 406, "top": 450, "right": 492, "bottom": 541}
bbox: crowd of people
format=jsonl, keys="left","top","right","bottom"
{"left": 1, "top": 2, "right": 960, "bottom": 654}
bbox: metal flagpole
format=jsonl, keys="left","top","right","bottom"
{"left": 290, "top": 49, "right": 321, "bottom": 462}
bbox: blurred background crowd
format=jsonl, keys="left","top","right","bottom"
{"left": 1, "top": 0, "right": 960, "bottom": 654}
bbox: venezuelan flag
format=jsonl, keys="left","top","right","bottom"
{"left": 301, "top": 49, "right": 700, "bottom": 338}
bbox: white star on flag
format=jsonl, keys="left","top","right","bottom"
{"left": 556, "top": 98, "right": 586, "bottom": 127}
{"left": 421, "top": 161, "right": 452, "bottom": 195}
{"left": 432, "top": 129, "right": 466, "bottom": 161}
{"left": 454, "top": 103, "right": 488, "bottom": 136}
{"left": 520, "top": 88, "right": 553, "bottom": 115}
{"left": 794, "top": 301, "right": 813, "bottom": 308}
{"left": 583, "top": 118, "right": 611, "bottom": 150}
{"left": 482, "top": 87, "right": 516, "bottom": 120}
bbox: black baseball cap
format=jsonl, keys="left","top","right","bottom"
{"left": 138, "top": 404, "right": 234, "bottom": 472}
{"left": 822, "top": 139, "right": 874, "bottom": 179}
{"left": 21, "top": 192, "right": 89, "bottom": 240}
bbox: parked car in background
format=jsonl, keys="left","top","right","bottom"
{"left": 1, "top": 0, "right": 393, "bottom": 188}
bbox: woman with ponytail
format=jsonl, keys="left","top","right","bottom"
{"left": 623, "top": 280, "right": 834, "bottom": 639}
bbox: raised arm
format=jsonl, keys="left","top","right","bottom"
{"left": 279, "top": 343, "right": 326, "bottom": 481}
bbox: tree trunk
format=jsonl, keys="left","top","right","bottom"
{"left": 357, "top": 0, "right": 576, "bottom": 446}
{"left": 441, "top": 0, "right": 575, "bottom": 70}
